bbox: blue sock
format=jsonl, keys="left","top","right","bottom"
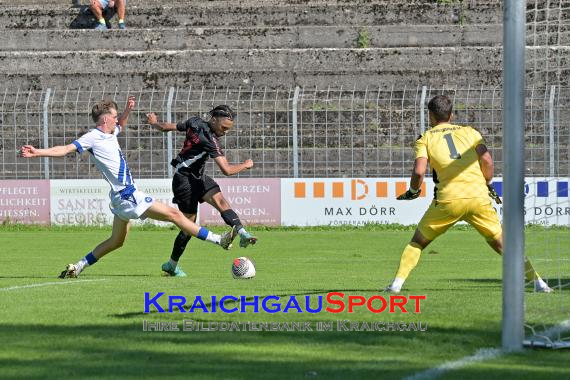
{"left": 196, "top": 227, "right": 209, "bottom": 241}
{"left": 85, "top": 252, "right": 98, "bottom": 265}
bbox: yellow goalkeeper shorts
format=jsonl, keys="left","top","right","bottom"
{"left": 417, "top": 198, "right": 502, "bottom": 241}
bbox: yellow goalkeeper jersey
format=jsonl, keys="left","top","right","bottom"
{"left": 414, "top": 123, "right": 488, "bottom": 201}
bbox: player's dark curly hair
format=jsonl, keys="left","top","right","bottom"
{"left": 209, "top": 105, "right": 236, "bottom": 120}
{"left": 91, "top": 98, "right": 118, "bottom": 123}
{"left": 428, "top": 95, "right": 453, "bottom": 122}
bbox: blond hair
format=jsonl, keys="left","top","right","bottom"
{"left": 91, "top": 98, "right": 118, "bottom": 123}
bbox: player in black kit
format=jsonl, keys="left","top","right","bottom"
{"left": 146, "top": 105, "right": 257, "bottom": 277}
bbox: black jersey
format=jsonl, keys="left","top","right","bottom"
{"left": 171, "top": 117, "right": 224, "bottom": 177}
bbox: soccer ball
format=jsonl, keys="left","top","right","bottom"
{"left": 231, "top": 257, "right": 256, "bottom": 279}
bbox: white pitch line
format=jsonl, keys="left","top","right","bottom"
{"left": 405, "top": 318, "right": 570, "bottom": 380}
{"left": 0, "top": 279, "right": 106, "bottom": 292}
{"left": 403, "top": 348, "right": 503, "bottom": 380}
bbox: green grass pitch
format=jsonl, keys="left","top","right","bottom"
{"left": 0, "top": 225, "right": 568, "bottom": 379}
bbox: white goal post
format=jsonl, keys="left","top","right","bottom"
{"left": 502, "top": 0, "right": 526, "bottom": 351}
{"left": 504, "top": 0, "right": 570, "bottom": 350}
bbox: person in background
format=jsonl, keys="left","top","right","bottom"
{"left": 90, "top": 0, "right": 127, "bottom": 30}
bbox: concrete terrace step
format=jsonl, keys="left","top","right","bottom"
{"left": 0, "top": 47, "right": 503, "bottom": 89}
{"left": 0, "top": 25, "right": 502, "bottom": 51}
{"left": 0, "top": 0, "right": 500, "bottom": 5}
{"left": 0, "top": 1, "right": 502, "bottom": 29}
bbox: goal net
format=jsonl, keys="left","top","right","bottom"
{"left": 523, "top": 0, "right": 570, "bottom": 349}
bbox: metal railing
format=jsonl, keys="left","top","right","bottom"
{"left": 0, "top": 85, "right": 568, "bottom": 180}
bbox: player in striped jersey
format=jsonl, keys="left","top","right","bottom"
{"left": 20, "top": 97, "right": 237, "bottom": 279}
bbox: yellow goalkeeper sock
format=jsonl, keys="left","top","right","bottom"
{"left": 524, "top": 257, "right": 541, "bottom": 282}
{"left": 395, "top": 242, "right": 423, "bottom": 281}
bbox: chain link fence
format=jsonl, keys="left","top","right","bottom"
{"left": 0, "top": 85, "right": 567, "bottom": 180}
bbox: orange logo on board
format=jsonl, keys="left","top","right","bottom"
{"left": 294, "top": 180, "right": 426, "bottom": 200}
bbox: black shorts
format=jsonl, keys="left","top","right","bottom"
{"left": 172, "top": 173, "right": 220, "bottom": 214}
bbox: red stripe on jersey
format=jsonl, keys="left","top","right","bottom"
{"left": 212, "top": 135, "right": 223, "bottom": 155}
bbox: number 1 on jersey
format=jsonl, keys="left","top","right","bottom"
{"left": 443, "top": 133, "right": 462, "bottom": 159}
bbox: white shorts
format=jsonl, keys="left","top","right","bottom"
{"left": 98, "top": 0, "right": 126, "bottom": 9}
{"left": 109, "top": 186, "right": 154, "bottom": 221}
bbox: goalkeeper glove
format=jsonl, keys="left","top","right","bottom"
{"left": 487, "top": 184, "right": 502, "bottom": 204}
{"left": 397, "top": 188, "right": 421, "bottom": 200}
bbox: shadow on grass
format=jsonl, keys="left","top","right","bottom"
{"left": 452, "top": 278, "right": 570, "bottom": 291}
{"left": 453, "top": 278, "right": 502, "bottom": 284}
{"left": 0, "top": 275, "right": 61, "bottom": 279}
{"left": 1, "top": 322, "right": 567, "bottom": 379}
{"left": 0, "top": 322, "right": 496, "bottom": 380}
{"left": 0, "top": 274, "right": 152, "bottom": 279}
{"left": 89, "top": 274, "right": 155, "bottom": 277}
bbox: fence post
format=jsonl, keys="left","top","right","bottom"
{"left": 292, "top": 86, "right": 300, "bottom": 177}
{"left": 420, "top": 85, "right": 427, "bottom": 133}
{"left": 166, "top": 87, "right": 175, "bottom": 178}
{"left": 549, "top": 85, "right": 556, "bottom": 177}
{"left": 43, "top": 88, "right": 52, "bottom": 179}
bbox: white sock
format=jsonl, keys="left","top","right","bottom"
{"left": 75, "top": 258, "right": 88, "bottom": 274}
{"left": 535, "top": 278, "right": 549, "bottom": 290}
{"left": 207, "top": 231, "right": 221, "bottom": 245}
{"left": 238, "top": 227, "right": 248, "bottom": 237}
{"left": 391, "top": 277, "right": 405, "bottom": 291}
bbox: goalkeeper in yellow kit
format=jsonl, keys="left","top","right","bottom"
{"left": 385, "top": 95, "right": 552, "bottom": 293}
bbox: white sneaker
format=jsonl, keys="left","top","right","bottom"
{"left": 383, "top": 285, "right": 401, "bottom": 293}
{"left": 535, "top": 281, "right": 553, "bottom": 293}
{"left": 220, "top": 226, "right": 238, "bottom": 250}
{"left": 58, "top": 264, "right": 79, "bottom": 279}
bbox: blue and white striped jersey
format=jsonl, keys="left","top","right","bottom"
{"left": 72, "top": 125, "right": 134, "bottom": 192}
